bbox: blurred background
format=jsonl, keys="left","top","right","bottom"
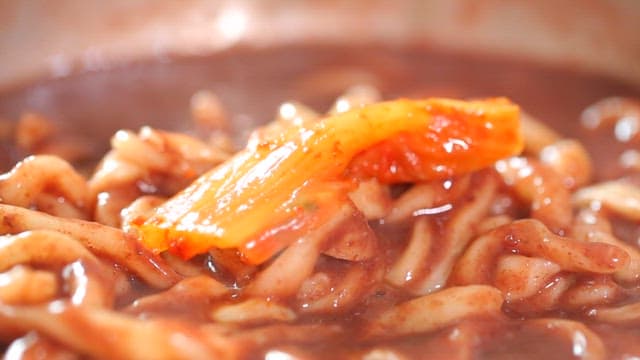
{"left": 1, "top": 0, "right": 639, "bottom": 90}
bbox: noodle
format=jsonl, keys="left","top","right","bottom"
{"left": 0, "top": 86, "right": 639, "bottom": 359}
{"left": 493, "top": 255, "right": 561, "bottom": 302}
{"left": 0, "top": 155, "right": 91, "bottom": 219}
{"left": 539, "top": 139, "right": 593, "bottom": 189}
{"left": 495, "top": 157, "right": 573, "bottom": 234}
{"left": 364, "top": 285, "right": 504, "bottom": 338}
{"left": 0, "top": 204, "right": 181, "bottom": 289}
{"left": 573, "top": 180, "right": 640, "bottom": 221}
{"left": 573, "top": 208, "right": 640, "bottom": 284}
{"left": 0, "top": 266, "right": 58, "bottom": 305}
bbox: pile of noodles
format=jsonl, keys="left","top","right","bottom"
{"left": 0, "top": 87, "right": 639, "bottom": 359}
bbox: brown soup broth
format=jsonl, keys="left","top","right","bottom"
{"left": 0, "top": 44, "right": 639, "bottom": 359}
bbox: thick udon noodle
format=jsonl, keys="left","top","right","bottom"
{"left": 0, "top": 87, "right": 639, "bottom": 359}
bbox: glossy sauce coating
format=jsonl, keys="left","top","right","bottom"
{"left": 0, "top": 44, "right": 639, "bottom": 359}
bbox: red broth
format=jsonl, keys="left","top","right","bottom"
{"left": 0, "top": 44, "right": 639, "bottom": 359}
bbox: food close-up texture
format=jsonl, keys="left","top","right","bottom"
{"left": 1, "top": 1, "right": 640, "bottom": 359}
